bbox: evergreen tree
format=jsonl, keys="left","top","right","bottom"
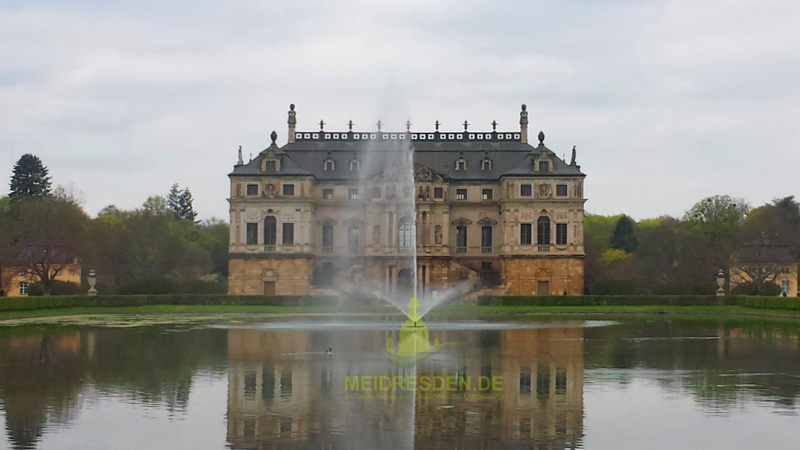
{"left": 167, "top": 183, "right": 181, "bottom": 217}
{"left": 610, "top": 215, "right": 638, "bottom": 253}
{"left": 178, "top": 188, "right": 198, "bottom": 221}
{"left": 9, "top": 154, "right": 51, "bottom": 198}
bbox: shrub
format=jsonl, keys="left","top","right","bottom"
{"left": 27, "top": 281, "right": 82, "bottom": 296}
{"left": 731, "top": 281, "right": 782, "bottom": 296}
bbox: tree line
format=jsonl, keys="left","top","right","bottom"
{"left": 2, "top": 154, "right": 796, "bottom": 297}
{"left": 586, "top": 194, "right": 800, "bottom": 295}
{"left": 0, "top": 154, "right": 228, "bottom": 295}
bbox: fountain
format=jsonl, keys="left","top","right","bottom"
{"left": 332, "top": 123, "right": 466, "bottom": 323}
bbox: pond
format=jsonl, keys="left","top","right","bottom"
{"left": 1, "top": 315, "right": 799, "bottom": 449}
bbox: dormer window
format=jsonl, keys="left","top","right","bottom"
{"left": 324, "top": 158, "right": 335, "bottom": 171}
{"left": 261, "top": 157, "right": 280, "bottom": 172}
{"left": 481, "top": 158, "right": 492, "bottom": 171}
{"left": 456, "top": 157, "right": 467, "bottom": 171}
{"left": 350, "top": 159, "right": 360, "bottom": 171}
{"left": 538, "top": 161, "right": 550, "bottom": 173}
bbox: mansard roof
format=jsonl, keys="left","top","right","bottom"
{"left": 230, "top": 129, "right": 584, "bottom": 181}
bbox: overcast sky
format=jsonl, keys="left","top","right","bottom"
{"left": 2, "top": 0, "right": 799, "bottom": 221}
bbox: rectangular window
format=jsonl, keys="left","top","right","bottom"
{"left": 538, "top": 161, "right": 549, "bottom": 173}
{"left": 556, "top": 184, "right": 568, "bottom": 196}
{"left": 372, "top": 187, "right": 382, "bottom": 199}
{"left": 348, "top": 226, "right": 359, "bottom": 254}
{"left": 455, "top": 226, "right": 467, "bottom": 253}
{"left": 555, "top": 368, "right": 567, "bottom": 395}
{"left": 537, "top": 363, "right": 550, "bottom": 399}
{"left": 782, "top": 280, "right": 791, "bottom": 294}
{"left": 246, "top": 184, "right": 259, "bottom": 196}
{"left": 481, "top": 226, "right": 493, "bottom": 253}
{"left": 482, "top": 189, "right": 493, "bottom": 200}
{"left": 246, "top": 223, "right": 258, "bottom": 245}
{"left": 282, "top": 223, "right": 294, "bottom": 245}
{"left": 348, "top": 188, "right": 359, "bottom": 200}
{"left": 520, "top": 367, "right": 531, "bottom": 394}
{"left": 556, "top": 223, "right": 567, "bottom": 245}
{"left": 322, "top": 188, "right": 333, "bottom": 200}
{"left": 322, "top": 225, "right": 333, "bottom": 253}
{"left": 456, "top": 189, "right": 467, "bottom": 200}
{"left": 520, "top": 223, "right": 532, "bottom": 245}
{"left": 244, "top": 371, "right": 257, "bottom": 398}
{"left": 19, "top": 282, "right": 28, "bottom": 295}
{"left": 434, "top": 187, "right": 443, "bottom": 199}
{"left": 282, "top": 184, "right": 294, "bottom": 196}
{"left": 265, "top": 160, "right": 277, "bottom": 171}
{"left": 521, "top": 184, "right": 532, "bottom": 197}
{"left": 538, "top": 219, "right": 551, "bottom": 245}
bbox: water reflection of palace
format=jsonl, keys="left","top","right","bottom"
{"left": 226, "top": 326, "right": 585, "bottom": 449}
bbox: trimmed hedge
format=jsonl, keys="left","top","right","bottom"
{"left": 2, "top": 294, "right": 799, "bottom": 314}
{"left": 477, "top": 295, "right": 800, "bottom": 311}
{"left": 0, "top": 294, "right": 345, "bottom": 312}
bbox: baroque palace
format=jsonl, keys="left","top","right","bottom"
{"left": 227, "top": 105, "right": 586, "bottom": 297}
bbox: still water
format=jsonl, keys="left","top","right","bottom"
{"left": 1, "top": 315, "right": 799, "bottom": 449}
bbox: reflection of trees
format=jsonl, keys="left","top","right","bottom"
{"left": 86, "top": 328, "right": 227, "bottom": 409}
{"left": 584, "top": 319, "right": 800, "bottom": 411}
{"left": 0, "top": 327, "right": 228, "bottom": 449}
{"left": 0, "top": 331, "right": 89, "bottom": 449}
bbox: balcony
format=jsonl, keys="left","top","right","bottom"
{"left": 538, "top": 245, "right": 550, "bottom": 253}
{"left": 453, "top": 245, "right": 496, "bottom": 255}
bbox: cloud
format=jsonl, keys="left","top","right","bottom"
{"left": 0, "top": 0, "right": 798, "bottom": 221}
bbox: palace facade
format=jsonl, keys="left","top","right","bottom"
{"left": 227, "top": 105, "right": 586, "bottom": 297}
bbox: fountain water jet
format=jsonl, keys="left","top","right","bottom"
{"left": 328, "top": 123, "right": 466, "bottom": 323}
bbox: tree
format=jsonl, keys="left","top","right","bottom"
{"left": 198, "top": 218, "right": 229, "bottom": 276}
{"left": 684, "top": 195, "right": 750, "bottom": 225}
{"left": 52, "top": 183, "right": 85, "bottom": 206}
{"left": 609, "top": 215, "right": 638, "bottom": 253}
{"left": 178, "top": 188, "right": 198, "bottom": 221}
{"left": 1, "top": 197, "right": 88, "bottom": 295}
{"left": 141, "top": 196, "right": 169, "bottom": 216}
{"left": 683, "top": 195, "right": 750, "bottom": 289}
{"left": 744, "top": 196, "right": 800, "bottom": 262}
{"left": 9, "top": 154, "right": 51, "bottom": 198}
{"left": 634, "top": 217, "right": 681, "bottom": 293}
{"left": 730, "top": 238, "right": 793, "bottom": 295}
{"left": 167, "top": 183, "right": 181, "bottom": 216}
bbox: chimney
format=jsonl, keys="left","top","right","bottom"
{"left": 287, "top": 104, "right": 297, "bottom": 143}
{"left": 519, "top": 104, "right": 529, "bottom": 144}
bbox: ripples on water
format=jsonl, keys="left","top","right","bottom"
{"left": 1, "top": 317, "right": 799, "bottom": 449}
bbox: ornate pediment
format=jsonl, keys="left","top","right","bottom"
{"left": 451, "top": 217, "right": 472, "bottom": 225}
{"left": 413, "top": 164, "right": 444, "bottom": 182}
{"left": 477, "top": 217, "right": 498, "bottom": 225}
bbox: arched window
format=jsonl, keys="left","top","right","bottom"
{"left": 481, "top": 158, "right": 492, "bottom": 171}
{"left": 456, "top": 157, "right": 467, "bottom": 171}
{"left": 537, "top": 216, "right": 551, "bottom": 245}
{"left": 398, "top": 216, "right": 415, "bottom": 249}
{"left": 264, "top": 216, "right": 277, "bottom": 251}
{"left": 324, "top": 158, "right": 335, "bottom": 171}
{"left": 434, "top": 225, "right": 443, "bottom": 245}
{"left": 350, "top": 159, "right": 360, "bottom": 171}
